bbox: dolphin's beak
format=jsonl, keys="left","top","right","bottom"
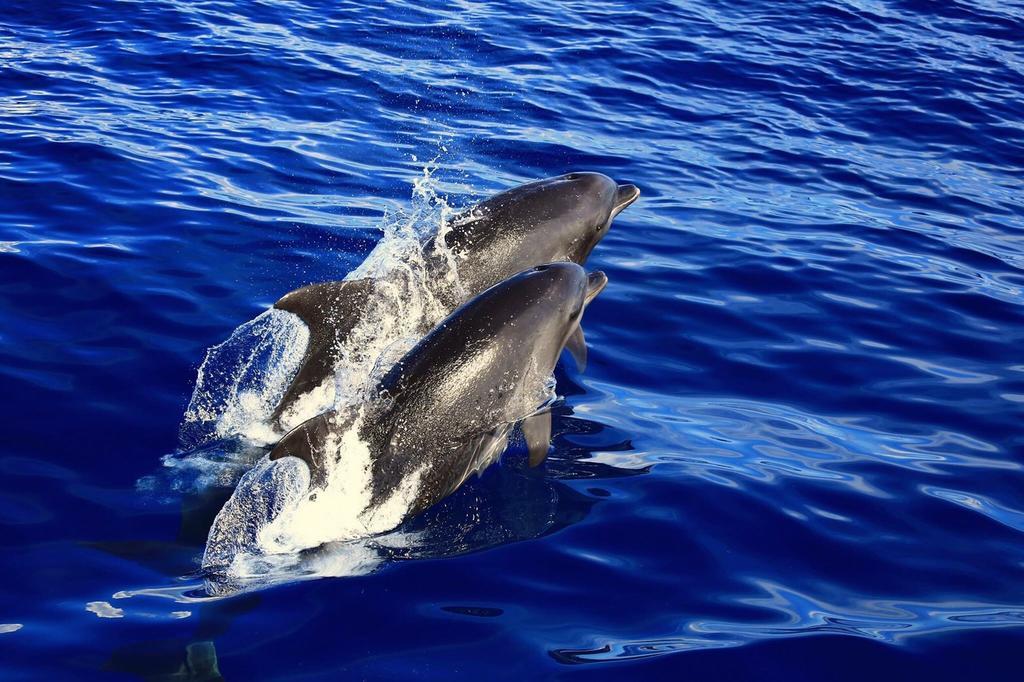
{"left": 611, "top": 184, "right": 640, "bottom": 217}
{"left": 585, "top": 271, "right": 608, "bottom": 305}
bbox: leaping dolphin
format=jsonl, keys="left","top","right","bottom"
{"left": 270, "top": 263, "right": 605, "bottom": 511}
{"left": 270, "top": 173, "right": 637, "bottom": 426}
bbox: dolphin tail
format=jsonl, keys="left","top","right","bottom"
{"left": 184, "top": 641, "right": 222, "bottom": 681}
{"left": 271, "top": 279, "right": 373, "bottom": 425}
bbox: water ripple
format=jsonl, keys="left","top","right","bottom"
{"left": 3, "top": 0, "right": 1024, "bottom": 677}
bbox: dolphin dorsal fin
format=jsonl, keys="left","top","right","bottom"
{"left": 565, "top": 324, "right": 587, "bottom": 372}
{"left": 271, "top": 279, "right": 373, "bottom": 425}
{"left": 521, "top": 411, "right": 552, "bottom": 467}
{"left": 274, "top": 279, "right": 372, "bottom": 336}
{"left": 270, "top": 410, "right": 351, "bottom": 490}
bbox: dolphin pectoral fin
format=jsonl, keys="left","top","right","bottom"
{"left": 522, "top": 412, "right": 552, "bottom": 467}
{"left": 270, "top": 411, "right": 341, "bottom": 490}
{"left": 439, "top": 428, "right": 510, "bottom": 503}
{"left": 271, "top": 279, "right": 373, "bottom": 424}
{"left": 565, "top": 325, "right": 587, "bottom": 373}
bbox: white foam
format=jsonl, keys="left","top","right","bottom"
{"left": 273, "top": 374, "right": 335, "bottom": 433}
{"left": 202, "top": 411, "right": 427, "bottom": 572}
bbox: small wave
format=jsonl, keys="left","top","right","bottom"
{"left": 552, "top": 580, "right": 1024, "bottom": 663}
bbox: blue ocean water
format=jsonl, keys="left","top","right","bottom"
{"left": 2, "top": 0, "right": 1024, "bottom": 678}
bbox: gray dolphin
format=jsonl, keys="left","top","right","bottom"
{"left": 270, "top": 173, "right": 637, "bottom": 424}
{"left": 269, "top": 262, "right": 607, "bottom": 523}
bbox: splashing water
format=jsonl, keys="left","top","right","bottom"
{"left": 201, "top": 411, "right": 428, "bottom": 576}
{"left": 180, "top": 309, "right": 309, "bottom": 448}
{"left": 183, "top": 166, "right": 509, "bottom": 580}
{"left": 325, "top": 164, "right": 470, "bottom": 414}
{"left": 181, "top": 163, "right": 470, "bottom": 445}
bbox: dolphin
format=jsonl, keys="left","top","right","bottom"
{"left": 270, "top": 173, "right": 637, "bottom": 425}
{"left": 267, "top": 262, "right": 607, "bottom": 529}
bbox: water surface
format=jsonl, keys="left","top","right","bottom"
{"left": 2, "top": 0, "right": 1023, "bottom": 678}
